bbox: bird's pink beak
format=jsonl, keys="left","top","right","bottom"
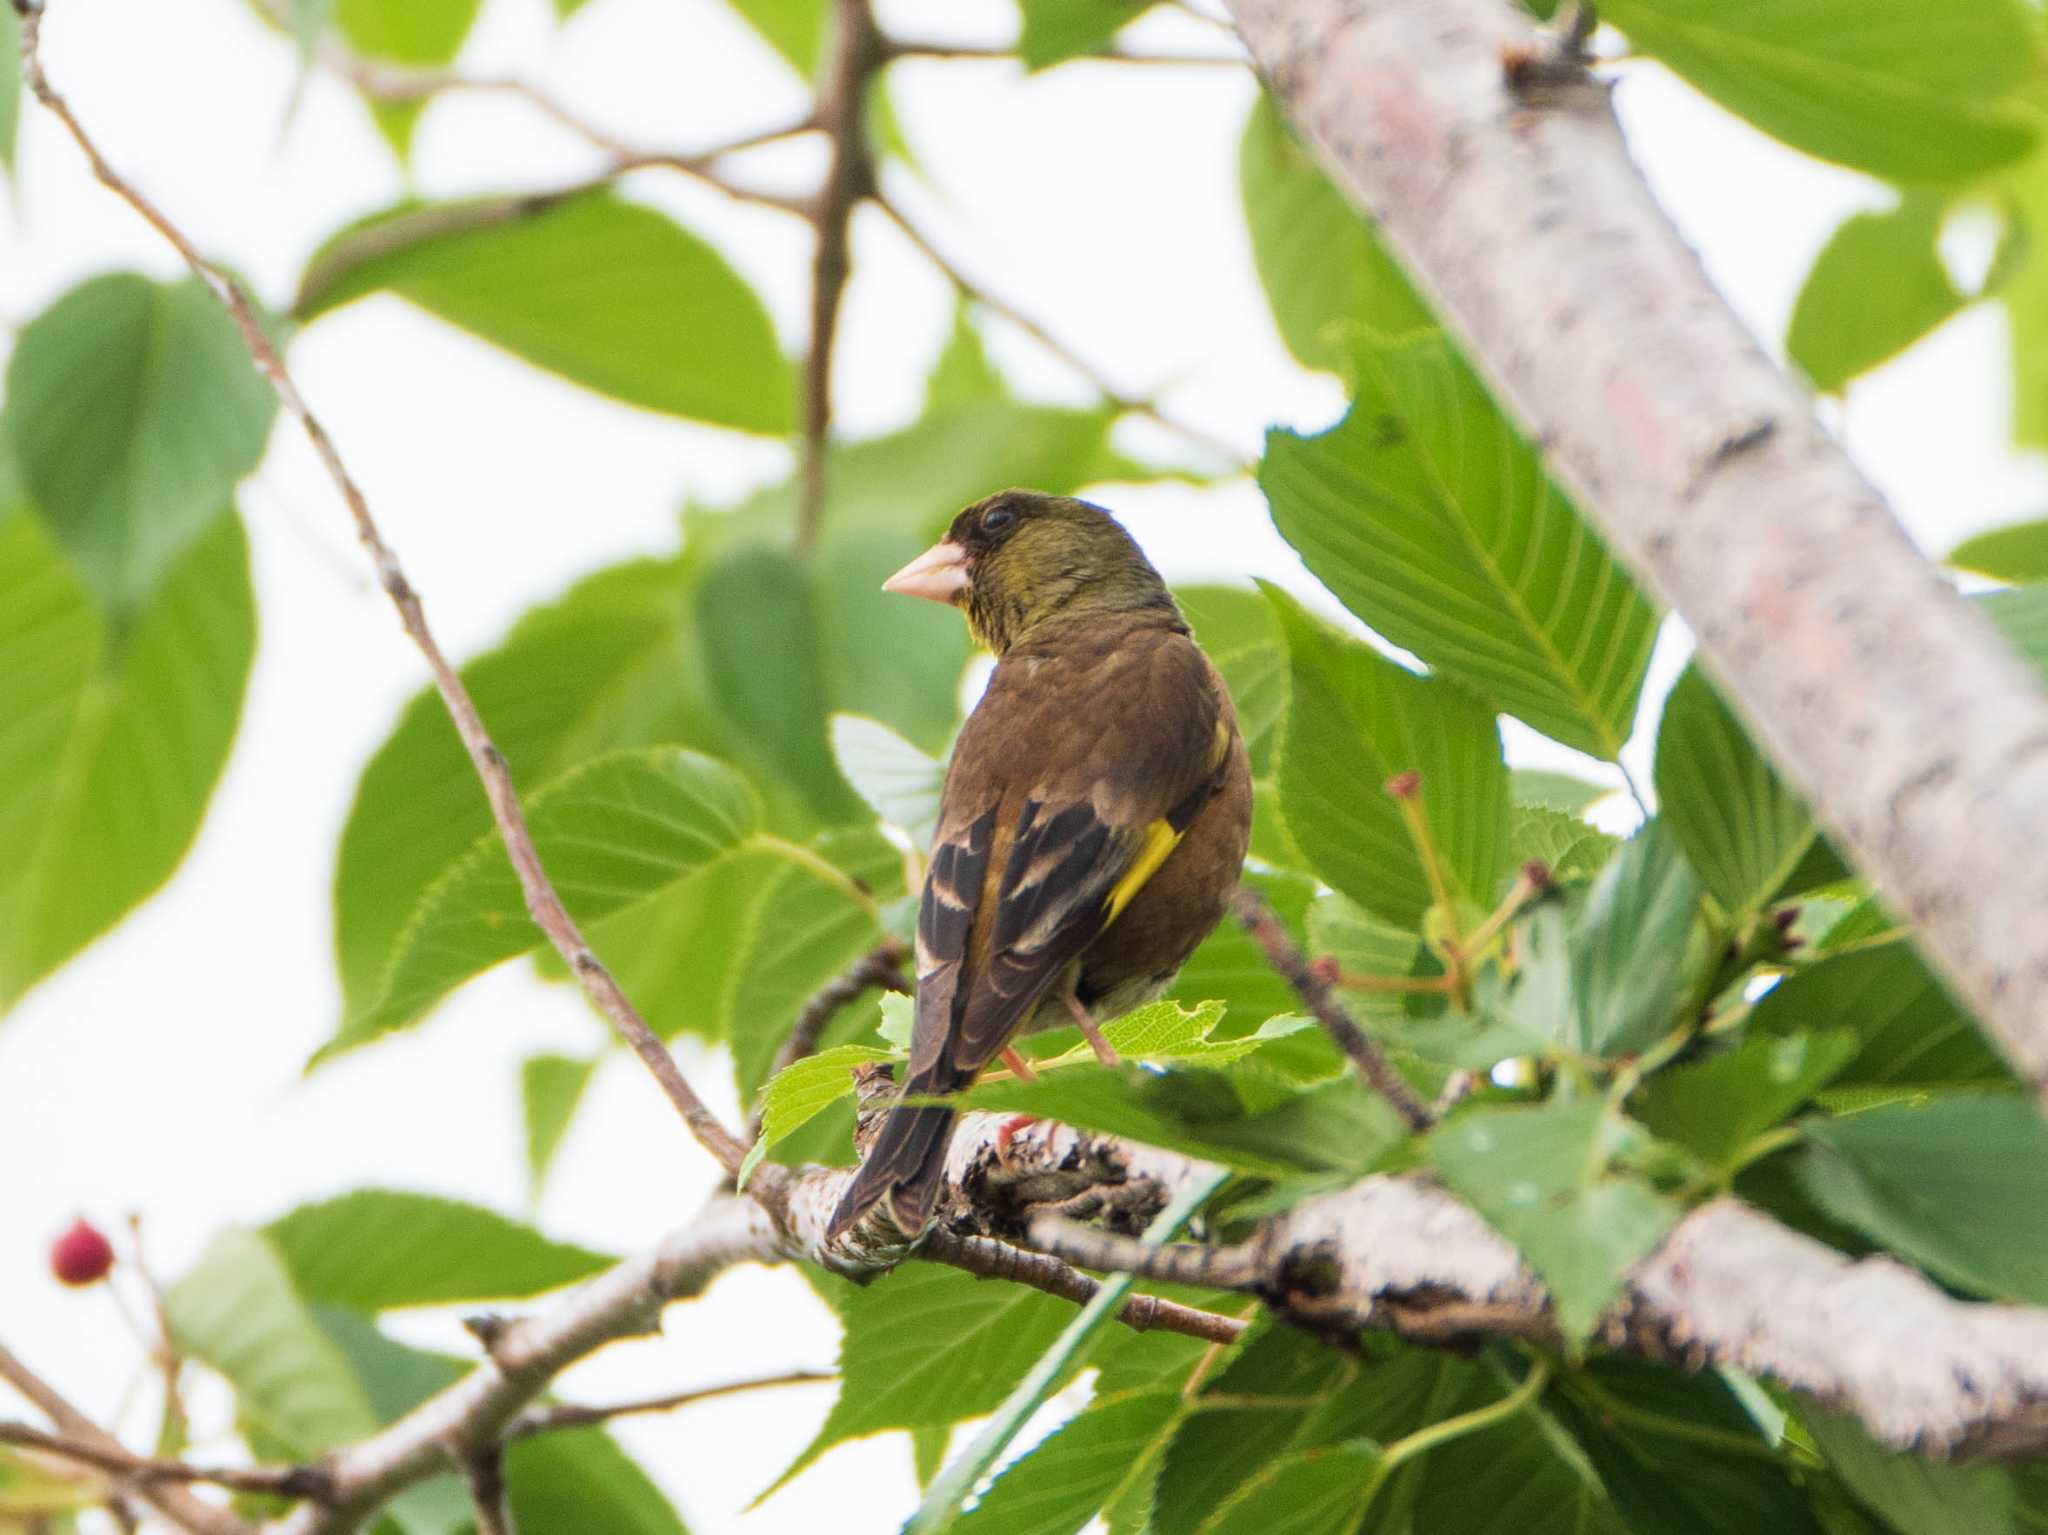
{"left": 882, "top": 540, "right": 971, "bottom": 605}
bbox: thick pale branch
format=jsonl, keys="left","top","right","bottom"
{"left": 14, "top": 0, "right": 751, "bottom": 1178}
{"left": 1225, "top": 0, "right": 2048, "bottom": 1106}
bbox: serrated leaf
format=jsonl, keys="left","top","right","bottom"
{"left": 1749, "top": 941, "right": 2010, "bottom": 1087}
{"left": 1789, "top": 195, "right": 1964, "bottom": 393}
{"left": 4, "top": 273, "right": 276, "bottom": 616}
{"left": 1569, "top": 819, "right": 1704, "bottom": 1056}
{"left": 330, "top": 749, "right": 765, "bottom": 1054}
{"left": 1017, "top": 0, "right": 1152, "bottom": 69}
{"left": 1239, "top": 93, "right": 1430, "bottom": 371}
{"left": 1804, "top": 1411, "right": 2014, "bottom": 1535}
{"left": 333, "top": 554, "right": 728, "bottom": 1012}
{"left": 1799, "top": 1093, "right": 2048, "bottom": 1303}
{"left": 1198, "top": 1442, "right": 1385, "bottom": 1535}
{"left": 1512, "top": 806, "right": 1620, "bottom": 883}
{"left": 0, "top": 508, "right": 254, "bottom": 1010}
{"left": 1265, "top": 585, "right": 1508, "bottom": 928}
{"left": 296, "top": 191, "right": 793, "bottom": 433}
{"left": 955, "top": 1390, "right": 1182, "bottom": 1535}
{"left": 1632, "top": 1031, "right": 1856, "bottom": 1168}
{"left": 1261, "top": 331, "right": 1658, "bottom": 758}
{"left": 1598, "top": 0, "right": 2037, "bottom": 182}
{"left": 522, "top": 1052, "right": 598, "bottom": 1195}
{"left": 166, "top": 1230, "right": 379, "bottom": 1454}
{"left": 1426, "top": 1100, "right": 1679, "bottom": 1342}
{"left": 1412, "top": 1384, "right": 1626, "bottom": 1535}
{"left": 1511, "top": 769, "right": 1612, "bottom": 814}
{"left": 1655, "top": 663, "right": 1818, "bottom": 917}
{"left": 264, "top": 1191, "right": 613, "bottom": 1309}
{"left": 740, "top": 1043, "right": 893, "bottom": 1187}
{"left": 1951, "top": 523, "right": 2048, "bottom": 585}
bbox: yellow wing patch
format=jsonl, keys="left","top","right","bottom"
{"left": 1104, "top": 818, "right": 1183, "bottom": 926}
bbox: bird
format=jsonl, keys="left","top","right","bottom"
{"left": 828, "top": 489, "right": 1253, "bottom": 1239}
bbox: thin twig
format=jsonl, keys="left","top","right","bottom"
{"left": 747, "top": 942, "right": 908, "bottom": 1139}
{"left": 1022, "top": 1215, "right": 1262, "bottom": 1292}
{"left": 507, "top": 1371, "right": 833, "bottom": 1438}
{"left": 0, "top": 1339, "right": 253, "bottom": 1535}
{"left": 880, "top": 38, "right": 1244, "bottom": 66}
{"left": 872, "top": 190, "right": 1246, "bottom": 468}
{"left": 0, "top": 1422, "right": 332, "bottom": 1502}
{"left": 13, "top": 1, "right": 751, "bottom": 1178}
{"left": 457, "top": 1446, "right": 513, "bottom": 1535}
{"left": 921, "top": 1229, "right": 1247, "bottom": 1344}
{"left": 1230, "top": 888, "right": 1435, "bottom": 1132}
{"left": 797, "top": 0, "right": 882, "bottom": 554}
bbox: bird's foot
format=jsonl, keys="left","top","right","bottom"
{"left": 1064, "top": 991, "right": 1122, "bottom": 1068}
{"left": 994, "top": 1113, "right": 1039, "bottom": 1159}
{"left": 999, "top": 1044, "right": 1039, "bottom": 1083}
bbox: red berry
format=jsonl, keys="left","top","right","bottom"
{"left": 50, "top": 1218, "right": 114, "bottom": 1287}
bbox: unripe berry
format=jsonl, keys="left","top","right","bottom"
{"left": 50, "top": 1218, "right": 114, "bottom": 1287}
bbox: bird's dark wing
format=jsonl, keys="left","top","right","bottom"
{"left": 907, "top": 626, "right": 1231, "bottom": 1089}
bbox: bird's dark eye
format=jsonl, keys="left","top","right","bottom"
{"left": 983, "top": 505, "right": 1015, "bottom": 533}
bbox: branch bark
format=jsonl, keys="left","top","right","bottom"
{"left": 1222, "top": 0, "right": 2048, "bottom": 1109}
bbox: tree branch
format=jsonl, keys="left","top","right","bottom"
{"left": 796, "top": 0, "right": 882, "bottom": 554}
{"left": 1230, "top": 888, "right": 1435, "bottom": 1131}
{"left": 504, "top": 1371, "right": 834, "bottom": 1439}
{"left": 13, "top": 0, "right": 752, "bottom": 1179}
{"left": 872, "top": 188, "right": 1247, "bottom": 468}
{"left": 456, "top": 1445, "right": 513, "bottom": 1535}
{"left": 0, "top": 1342, "right": 253, "bottom": 1535}
{"left": 1224, "top": 0, "right": 2048, "bottom": 1109}
{"left": 879, "top": 38, "right": 1245, "bottom": 67}
{"left": 0, "top": 1422, "right": 330, "bottom": 1502}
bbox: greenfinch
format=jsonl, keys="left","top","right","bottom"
{"left": 829, "top": 490, "right": 1253, "bottom": 1238}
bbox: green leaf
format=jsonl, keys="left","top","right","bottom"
{"left": 1512, "top": 806, "right": 1620, "bottom": 884}
{"left": 591, "top": 837, "right": 882, "bottom": 1092}
{"left": 1180, "top": 585, "right": 1292, "bottom": 860}
{"left": 331, "top": 748, "right": 765, "bottom": 1053}
{"left": 1799, "top": 1093, "right": 2048, "bottom": 1303}
{"left": 1265, "top": 584, "right": 1508, "bottom": 928}
{"left": 1553, "top": 1360, "right": 1821, "bottom": 1535}
{"left": 335, "top": 0, "right": 479, "bottom": 62}
{"left": 1655, "top": 663, "right": 1817, "bottom": 916}
{"left": 1789, "top": 195, "right": 1965, "bottom": 393}
{"left": 522, "top": 1052, "right": 598, "bottom": 1195}
{"left": 954, "top": 1390, "right": 1183, "bottom": 1535}
{"left": 333, "top": 553, "right": 729, "bottom": 1013}
{"left": 1239, "top": 93, "right": 1430, "bottom": 371}
{"left": 924, "top": 303, "right": 1008, "bottom": 413}
{"left": 1411, "top": 1371, "right": 1624, "bottom": 1535}
{"left": 1426, "top": 1100, "right": 1680, "bottom": 1342}
{"left": 4, "top": 274, "right": 276, "bottom": 615}
{"left": 1512, "top": 769, "right": 1612, "bottom": 814}
{"left": 740, "top": 1042, "right": 893, "bottom": 1188}
{"left": 1261, "top": 331, "right": 1658, "bottom": 758}
{"left": 813, "top": 530, "right": 973, "bottom": 755}
{"left": 503, "top": 1429, "right": 693, "bottom": 1535}
{"left": 1168, "top": 868, "right": 1318, "bottom": 1024}
{"left": 1199, "top": 1443, "right": 1385, "bottom": 1535}
{"left": 780, "top": 1265, "right": 1084, "bottom": 1486}
{"left": 296, "top": 191, "right": 793, "bottom": 433}
{"left": 1303, "top": 892, "right": 1434, "bottom": 1024}
{"left": 1569, "top": 819, "right": 1704, "bottom": 1057}
{"left": 166, "top": 1230, "right": 379, "bottom": 1454}
{"left": 1597, "top": 0, "right": 2037, "bottom": 182}
{"left": 1749, "top": 941, "right": 2010, "bottom": 1087}
{"left": 0, "top": 508, "right": 254, "bottom": 1010}
{"left": 1017, "top": 0, "right": 1152, "bottom": 69}
{"left": 828, "top": 715, "right": 944, "bottom": 851}
{"left": 912, "top": 1171, "right": 1227, "bottom": 1534}
{"left": 1631, "top": 1031, "right": 1856, "bottom": 1168}
{"left": 1950, "top": 520, "right": 2048, "bottom": 584}
{"left": 723, "top": 0, "right": 829, "bottom": 75}
{"left": 697, "top": 545, "right": 863, "bottom": 821}
{"left": 1804, "top": 1410, "right": 2014, "bottom": 1535}
{"left": 0, "top": 7, "right": 19, "bottom": 175}
{"left": 263, "top": 1190, "right": 613, "bottom": 1309}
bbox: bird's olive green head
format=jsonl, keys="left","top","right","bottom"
{"left": 883, "top": 490, "right": 1180, "bottom": 655}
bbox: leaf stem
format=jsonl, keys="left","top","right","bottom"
{"left": 1380, "top": 1359, "right": 1552, "bottom": 1470}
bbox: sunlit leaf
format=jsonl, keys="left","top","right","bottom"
{"left": 1950, "top": 521, "right": 2048, "bottom": 585}
{"left": 296, "top": 191, "right": 793, "bottom": 433}
{"left": 1261, "top": 331, "right": 1658, "bottom": 758}
{"left": 1789, "top": 195, "right": 1964, "bottom": 392}
{"left": 1017, "top": 0, "right": 1152, "bottom": 69}
{"left": 522, "top": 1052, "right": 599, "bottom": 1196}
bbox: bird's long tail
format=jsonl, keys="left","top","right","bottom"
{"left": 828, "top": 1084, "right": 959, "bottom": 1240}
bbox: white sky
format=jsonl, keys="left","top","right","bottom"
{"left": 2, "top": 0, "right": 2043, "bottom": 1530}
